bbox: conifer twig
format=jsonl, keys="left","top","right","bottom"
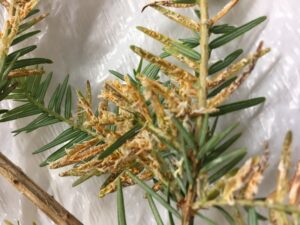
{"left": 0, "top": 1, "right": 288, "bottom": 224}
{"left": 182, "top": 1, "right": 210, "bottom": 225}
{"left": 195, "top": 0, "right": 210, "bottom": 136}
{"left": 0, "top": 152, "right": 83, "bottom": 225}
{"left": 193, "top": 199, "right": 300, "bottom": 215}
{"left": 198, "top": 0, "right": 209, "bottom": 108}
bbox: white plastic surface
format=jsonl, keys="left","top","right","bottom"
{"left": 0, "top": 0, "right": 300, "bottom": 224}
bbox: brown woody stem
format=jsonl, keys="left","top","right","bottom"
{"left": 182, "top": 184, "right": 196, "bottom": 225}
{"left": 0, "top": 152, "right": 83, "bottom": 225}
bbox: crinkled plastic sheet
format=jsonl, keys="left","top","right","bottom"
{"left": 0, "top": 0, "right": 300, "bottom": 224}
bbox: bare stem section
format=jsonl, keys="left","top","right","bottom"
{"left": 182, "top": 1, "right": 210, "bottom": 225}
{"left": 198, "top": 0, "right": 209, "bottom": 108}
{"left": 0, "top": 152, "right": 83, "bottom": 225}
{"left": 195, "top": 0, "right": 210, "bottom": 139}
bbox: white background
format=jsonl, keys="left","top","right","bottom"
{"left": 0, "top": 0, "right": 300, "bottom": 224}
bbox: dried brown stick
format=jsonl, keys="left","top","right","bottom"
{"left": 0, "top": 152, "right": 83, "bottom": 225}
